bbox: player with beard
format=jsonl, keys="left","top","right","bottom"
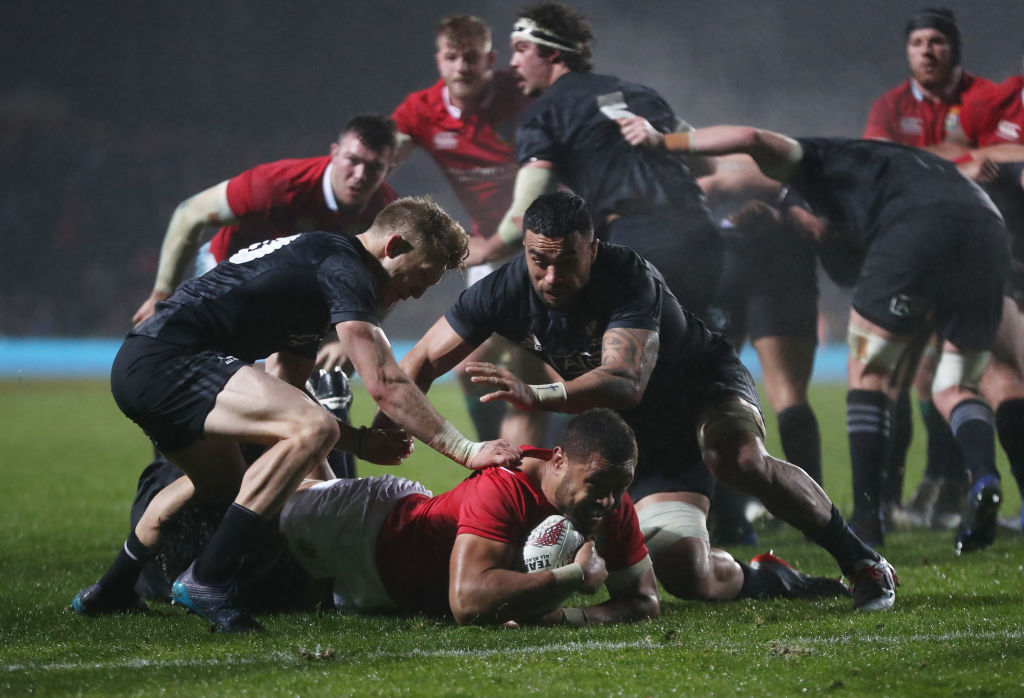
{"left": 864, "top": 8, "right": 994, "bottom": 534}
{"left": 469, "top": 3, "right": 722, "bottom": 323}
{"left": 386, "top": 192, "right": 885, "bottom": 611}
{"left": 391, "top": 15, "right": 550, "bottom": 445}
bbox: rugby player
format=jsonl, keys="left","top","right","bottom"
{"left": 384, "top": 191, "right": 891, "bottom": 611}
{"left": 72, "top": 197, "right": 520, "bottom": 632}
{"left": 391, "top": 15, "right": 551, "bottom": 445}
{"left": 625, "top": 121, "right": 1024, "bottom": 554}
{"left": 470, "top": 2, "right": 722, "bottom": 321}
{"left": 864, "top": 8, "right": 994, "bottom": 533}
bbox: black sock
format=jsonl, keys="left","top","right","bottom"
{"left": 811, "top": 504, "right": 878, "bottom": 578}
{"left": 882, "top": 391, "right": 911, "bottom": 507}
{"left": 949, "top": 399, "right": 999, "bottom": 484}
{"left": 98, "top": 530, "right": 152, "bottom": 595}
{"left": 778, "top": 403, "right": 822, "bottom": 486}
{"left": 995, "top": 399, "right": 1024, "bottom": 497}
{"left": 193, "top": 503, "right": 264, "bottom": 586}
{"left": 920, "top": 398, "right": 963, "bottom": 480}
{"left": 847, "top": 390, "right": 891, "bottom": 523}
{"left": 738, "top": 560, "right": 780, "bottom": 599}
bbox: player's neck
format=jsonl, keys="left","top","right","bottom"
{"left": 914, "top": 66, "right": 962, "bottom": 103}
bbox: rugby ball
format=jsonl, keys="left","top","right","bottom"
{"left": 521, "top": 515, "right": 584, "bottom": 574}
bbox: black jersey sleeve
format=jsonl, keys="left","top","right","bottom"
{"left": 445, "top": 259, "right": 527, "bottom": 346}
{"left": 604, "top": 251, "right": 663, "bottom": 333}
{"left": 317, "top": 251, "right": 382, "bottom": 327}
{"left": 516, "top": 101, "right": 558, "bottom": 165}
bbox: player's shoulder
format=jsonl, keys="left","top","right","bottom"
{"left": 394, "top": 79, "right": 446, "bottom": 114}
{"left": 241, "top": 155, "right": 329, "bottom": 183}
{"left": 869, "top": 79, "right": 915, "bottom": 109}
{"left": 960, "top": 70, "right": 996, "bottom": 96}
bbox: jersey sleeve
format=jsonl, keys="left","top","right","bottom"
{"left": 225, "top": 161, "right": 280, "bottom": 218}
{"left": 456, "top": 471, "right": 532, "bottom": 543}
{"left": 317, "top": 252, "right": 382, "bottom": 325}
{"left": 863, "top": 94, "right": 896, "bottom": 140}
{"left": 596, "top": 494, "right": 648, "bottom": 570}
{"left": 445, "top": 260, "right": 524, "bottom": 346}
{"left": 605, "top": 255, "right": 662, "bottom": 333}
{"left": 516, "top": 103, "right": 558, "bottom": 164}
{"left": 959, "top": 86, "right": 1000, "bottom": 145}
{"left": 391, "top": 93, "right": 427, "bottom": 144}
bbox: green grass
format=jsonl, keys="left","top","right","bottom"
{"left": 1, "top": 379, "right": 1023, "bottom": 696}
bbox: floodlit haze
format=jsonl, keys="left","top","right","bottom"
{"left": 2, "top": 1, "right": 1022, "bottom": 337}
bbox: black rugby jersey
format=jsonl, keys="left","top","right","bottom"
{"left": 516, "top": 72, "right": 708, "bottom": 221}
{"left": 133, "top": 232, "right": 381, "bottom": 361}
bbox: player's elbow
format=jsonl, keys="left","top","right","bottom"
{"left": 449, "top": 589, "right": 497, "bottom": 626}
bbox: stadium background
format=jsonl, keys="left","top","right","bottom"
{"left": 3, "top": 0, "right": 1024, "bottom": 363}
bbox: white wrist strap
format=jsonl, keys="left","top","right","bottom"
{"left": 430, "top": 420, "right": 483, "bottom": 466}
{"left": 527, "top": 382, "right": 567, "bottom": 405}
{"left": 551, "top": 562, "right": 584, "bottom": 589}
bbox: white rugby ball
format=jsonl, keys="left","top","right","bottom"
{"left": 521, "top": 515, "right": 584, "bottom": 574}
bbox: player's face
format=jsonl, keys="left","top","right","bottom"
{"left": 906, "top": 28, "right": 955, "bottom": 89}
{"left": 524, "top": 228, "right": 598, "bottom": 310}
{"left": 554, "top": 451, "right": 633, "bottom": 536}
{"left": 436, "top": 37, "right": 496, "bottom": 105}
{"left": 329, "top": 133, "right": 393, "bottom": 209}
{"left": 510, "top": 39, "right": 554, "bottom": 96}
{"left": 380, "top": 247, "right": 445, "bottom": 310}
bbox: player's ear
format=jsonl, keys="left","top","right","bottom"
{"left": 551, "top": 446, "right": 566, "bottom": 473}
{"left": 384, "top": 234, "right": 413, "bottom": 259}
{"left": 329, "top": 141, "right": 341, "bottom": 159}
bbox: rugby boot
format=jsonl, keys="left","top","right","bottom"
{"left": 71, "top": 582, "right": 147, "bottom": 615}
{"left": 954, "top": 475, "right": 1002, "bottom": 555}
{"left": 849, "top": 557, "right": 898, "bottom": 611}
{"left": 749, "top": 552, "right": 850, "bottom": 599}
{"left": 171, "top": 561, "right": 263, "bottom": 633}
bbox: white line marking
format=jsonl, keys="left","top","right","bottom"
{"left": 5, "top": 630, "right": 1023, "bottom": 674}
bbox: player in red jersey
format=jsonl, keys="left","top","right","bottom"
{"left": 131, "top": 114, "right": 398, "bottom": 326}
{"left": 863, "top": 8, "right": 993, "bottom": 535}
{"left": 392, "top": 15, "right": 551, "bottom": 445}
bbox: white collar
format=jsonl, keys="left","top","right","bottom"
{"left": 322, "top": 162, "right": 338, "bottom": 212}
{"left": 442, "top": 85, "right": 462, "bottom": 119}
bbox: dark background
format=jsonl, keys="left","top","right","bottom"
{"left": 3, "top": 1, "right": 1023, "bottom": 339}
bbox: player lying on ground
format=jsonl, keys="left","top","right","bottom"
{"left": 72, "top": 197, "right": 519, "bottom": 633}
{"left": 382, "top": 191, "right": 887, "bottom": 611}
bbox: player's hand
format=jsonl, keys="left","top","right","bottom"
{"left": 132, "top": 290, "right": 170, "bottom": 327}
{"left": 617, "top": 116, "right": 664, "bottom": 148}
{"left": 316, "top": 340, "right": 352, "bottom": 372}
{"left": 957, "top": 156, "right": 999, "bottom": 183}
{"left": 357, "top": 427, "right": 414, "bottom": 465}
{"left": 574, "top": 541, "right": 608, "bottom": 594}
{"left": 466, "top": 362, "right": 539, "bottom": 410}
{"left": 465, "top": 440, "right": 521, "bottom": 470}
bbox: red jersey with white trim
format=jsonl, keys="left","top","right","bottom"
{"left": 208, "top": 155, "right": 397, "bottom": 262}
{"left": 391, "top": 69, "right": 529, "bottom": 238}
{"left": 374, "top": 456, "right": 648, "bottom": 615}
{"left": 863, "top": 71, "right": 993, "bottom": 146}
{"left": 961, "top": 76, "right": 1024, "bottom": 146}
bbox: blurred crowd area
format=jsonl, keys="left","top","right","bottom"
{"left": 0, "top": 87, "right": 852, "bottom": 342}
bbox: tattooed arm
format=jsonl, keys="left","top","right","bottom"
{"left": 468, "top": 327, "right": 660, "bottom": 413}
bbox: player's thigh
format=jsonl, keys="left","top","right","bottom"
{"left": 203, "top": 365, "right": 332, "bottom": 445}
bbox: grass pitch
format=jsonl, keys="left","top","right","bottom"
{"left": 2, "top": 379, "right": 1023, "bottom": 696}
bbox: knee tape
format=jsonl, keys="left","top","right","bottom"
{"left": 847, "top": 324, "right": 908, "bottom": 373}
{"left": 637, "top": 500, "right": 709, "bottom": 554}
{"left": 932, "top": 349, "right": 990, "bottom": 394}
{"left": 697, "top": 397, "right": 766, "bottom": 453}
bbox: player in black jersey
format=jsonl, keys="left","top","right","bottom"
{"left": 466, "top": 3, "right": 721, "bottom": 321}
{"left": 387, "top": 192, "right": 895, "bottom": 612}
{"left": 625, "top": 120, "right": 1024, "bottom": 555}
{"left": 71, "top": 197, "right": 521, "bottom": 632}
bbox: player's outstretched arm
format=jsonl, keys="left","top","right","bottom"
{"left": 339, "top": 319, "right": 518, "bottom": 469}
{"left": 554, "top": 556, "right": 660, "bottom": 626}
{"left": 449, "top": 535, "right": 604, "bottom": 626}
{"left": 469, "top": 327, "right": 659, "bottom": 413}
{"left": 132, "top": 180, "right": 237, "bottom": 325}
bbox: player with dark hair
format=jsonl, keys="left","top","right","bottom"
{"left": 132, "top": 114, "right": 399, "bottom": 326}
{"left": 71, "top": 197, "right": 521, "bottom": 632}
{"left": 387, "top": 191, "right": 885, "bottom": 611}
{"left": 390, "top": 15, "right": 551, "bottom": 445}
{"left": 864, "top": 8, "right": 995, "bottom": 531}
{"left": 469, "top": 2, "right": 722, "bottom": 322}
{"left": 624, "top": 121, "right": 1024, "bottom": 554}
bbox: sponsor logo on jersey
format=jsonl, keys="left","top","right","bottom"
{"left": 229, "top": 234, "right": 300, "bottom": 264}
{"left": 997, "top": 120, "right": 1022, "bottom": 142}
{"left": 887, "top": 293, "right": 926, "bottom": 319}
{"left": 433, "top": 131, "right": 459, "bottom": 150}
{"left": 900, "top": 117, "right": 924, "bottom": 135}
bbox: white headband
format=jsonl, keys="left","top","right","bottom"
{"left": 510, "top": 17, "right": 582, "bottom": 53}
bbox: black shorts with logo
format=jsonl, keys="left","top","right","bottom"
{"left": 110, "top": 334, "right": 248, "bottom": 452}
{"left": 852, "top": 211, "right": 1009, "bottom": 350}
